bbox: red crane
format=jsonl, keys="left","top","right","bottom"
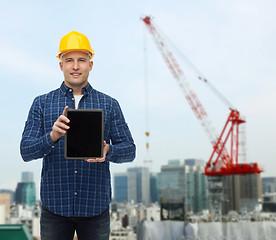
{"left": 142, "top": 16, "right": 262, "bottom": 176}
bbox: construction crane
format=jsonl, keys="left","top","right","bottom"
{"left": 142, "top": 16, "right": 263, "bottom": 219}
{"left": 142, "top": 16, "right": 262, "bottom": 177}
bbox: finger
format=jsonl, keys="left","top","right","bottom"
{"left": 85, "top": 158, "right": 105, "bottom": 163}
{"left": 55, "top": 121, "right": 70, "bottom": 130}
{"left": 58, "top": 115, "right": 70, "bottom": 124}
{"left": 62, "top": 106, "right": 69, "bottom": 116}
{"left": 52, "top": 125, "right": 68, "bottom": 136}
{"left": 85, "top": 159, "right": 97, "bottom": 163}
{"left": 95, "top": 158, "right": 105, "bottom": 162}
{"left": 52, "top": 126, "right": 66, "bottom": 135}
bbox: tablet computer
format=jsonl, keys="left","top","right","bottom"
{"left": 64, "top": 109, "right": 104, "bottom": 159}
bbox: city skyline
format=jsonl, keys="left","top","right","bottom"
{"left": 0, "top": 0, "right": 275, "bottom": 193}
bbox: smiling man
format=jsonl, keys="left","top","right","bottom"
{"left": 20, "top": 31, "right": 136, "bottom": 240}
{"left": 59, "top": 51, "right": 93, "bottom": 94}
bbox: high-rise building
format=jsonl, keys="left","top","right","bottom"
{"left": 114, "top": 173, "right": 128, "bottom": 202}
{"left": 222, "top": 174, "right": 262, "bottom": 214}
{"left": 21, "top": 172, "right": 34, "bottom": 182}
{"left": 150, "top": 173, "right": 158, "bottom": 203}
{"left": 127, "top": 167, "right": 150, "bottom": 206}
{"left": 15, "top": 183, "right": 36, "bottom": 206}
{"left": 157, "top": 159, "right": 208, "bottom": 214}
{"left": 15, "top": 172, "right": 36, "bottom": 207}
{"left": 113, "top": 167, "right": 151, "bottom": 206}
{"left": 184, "top": 159, "right": 208, "bottom": 213}
{"left": 157, "top": 160, "right": 185, "bottom": 200}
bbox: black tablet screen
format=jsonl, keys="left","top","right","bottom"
{"left": 65, "top": 110, "right": 103, "bottom": 159}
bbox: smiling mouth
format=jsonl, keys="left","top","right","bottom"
{"left": 71, "top": 73, "right": 81, "bottom": 77}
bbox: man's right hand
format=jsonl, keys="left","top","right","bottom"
{"left": 50, "top": 106, "right": 70, "bottom": 143}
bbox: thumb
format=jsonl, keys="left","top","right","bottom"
{"left": 62, "top": 106, "right": 69, "bottom": 116}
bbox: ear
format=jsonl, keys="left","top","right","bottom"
{"left": 89, "top": 61, "right": 93, "bottom": 71}
{"left": 59, "top": 61, "right": 63, "bottom": 71}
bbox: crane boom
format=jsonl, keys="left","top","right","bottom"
{"left": 142, "top": 16, "right": 262, "bottom": 176}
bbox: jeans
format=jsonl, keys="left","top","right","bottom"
{"left": 40, "top": 205, "right": 110, "bottom": 240}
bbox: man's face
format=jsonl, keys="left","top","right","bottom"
{"left": 59, "top": 51, "right": 93, "bottom": 90}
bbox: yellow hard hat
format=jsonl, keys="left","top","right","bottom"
{"left": 56, "top": 31, "right": 95, "bottom": 60}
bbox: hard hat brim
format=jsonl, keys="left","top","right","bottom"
{"left": 56, "top": 50, "right": 94, "bottom": 61}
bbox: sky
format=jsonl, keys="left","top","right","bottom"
{"left": 0, "top": 0, "right": 275, "bottom": 196}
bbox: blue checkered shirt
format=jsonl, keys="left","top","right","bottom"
{"left": 20, "top": 82, "right": 136, "bottom": 217}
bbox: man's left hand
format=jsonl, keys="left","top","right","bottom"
{"left": 84, "top": 141, "right": 109, "bottom": 163}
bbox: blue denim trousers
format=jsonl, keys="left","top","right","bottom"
{"left": 40, "top": 205, "right": 110, "bottom": 240}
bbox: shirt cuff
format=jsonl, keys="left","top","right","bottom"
{"left": 106, "top": 144, "right": 113, "bottom": 162}
{"left": 42, "top": 132, "right": 55, "bottom": 156}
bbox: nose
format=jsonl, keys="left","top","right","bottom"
{"left": 73, "top": 60, "right": 79, "bottom": 71}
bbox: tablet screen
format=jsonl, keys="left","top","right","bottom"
{"left": 65, "top": 109, "right": 104, "bottom": 159}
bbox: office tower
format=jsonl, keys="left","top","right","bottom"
{"left": 157, "top": 159, "right": 208, "bottom": 214}
{"left": 21, "top": 172, "right": 34, "bottom": 182}
{"left": 184, "top": 159, "right": 208, "bottom": 213}
{"left": 114, "top": 173, "right": 128, "bottom": 202}
{"left": 15, "top": 172, "right": 36, "bottom": 207}
{"left": 150, "top": 173, "right": 158, "bottom": 203}
{"left": 157, "top": 159, "right": 185, "bottom": 200}
{"left": 127, "top": 167, "right": 150, "bottom": 206}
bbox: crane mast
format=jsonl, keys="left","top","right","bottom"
{"left": 142, "top": 16, "right": 262, "bottom": 176}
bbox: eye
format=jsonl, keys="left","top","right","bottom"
{"left": 79, "top": 59, "right": 86, "bottom": 62}
{"left": 65, "top": 59, "right": 73, "bottom": 63}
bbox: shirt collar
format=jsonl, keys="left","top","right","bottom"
{"left": 60, "top": 81, "right": 93, "bottom": 96}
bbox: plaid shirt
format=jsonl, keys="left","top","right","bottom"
{"left": 20, "top": 82, "right": 135, "bottom": 217}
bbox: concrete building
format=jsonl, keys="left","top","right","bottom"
{"left": 222, "top": 174, "right": 262, "bottom": 214}
{"left": 0, "top": 193, "right": 11, "bottom": 218}
{"left": 0, "top": 190, "right": 15, "bottom": 204}
{"left": 262, "top": 177, "right": 276, "bottom": 194}
{"left": 262, "top": 192, "right": 276, "bottom": 212}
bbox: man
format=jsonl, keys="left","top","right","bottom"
{"left": 20, "top": 31, "right": 136, "bottom": 240}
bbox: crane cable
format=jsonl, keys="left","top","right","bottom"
{"left": 143, "top": 26, "right": 152, "bottom": 167}
{"left": 155, "top": 22, "right": 236, "bottom": 110}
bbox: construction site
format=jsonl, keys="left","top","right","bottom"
{"left": 131, "top": 15, "right": 276, "bottom": 239}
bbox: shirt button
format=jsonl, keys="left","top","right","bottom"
{"left": 75, "top": 192, "right": 77, "bottom": 195}
{"left": 75, "top": 170, "right": 77, "bottom": 174}
{"left": 69, "top": 89, "right": 72, "bottom": 92}
{"left": 72, "top": 98, "right": 74, "bottom": 100}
